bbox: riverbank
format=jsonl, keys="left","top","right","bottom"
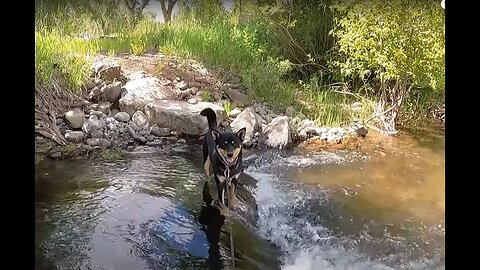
{"left": 35, "top": 53, "right": 380, "bottom": 164}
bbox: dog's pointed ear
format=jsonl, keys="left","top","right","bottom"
{"left": 211, "top": 129, "right": 221, "bottom": 141}
{"left": 236, "top": 127, "right": 246, "bottom": 141}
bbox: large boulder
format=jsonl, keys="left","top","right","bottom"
{"left": 259, "top": 116, "right": 292, "bottom": 149}
{"left": 230, "top": 107, "right": 261, "bottom": 142}
{"left": 144, "top": 100, "right": 224, "bottom": 136}
{"left": 119, "top": 76, "right": 176, "bottom": 116}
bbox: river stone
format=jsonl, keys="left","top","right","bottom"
{"left": 144, "top": 100, "right": 224, "bottom": 136}
{"left": 150, "top": 126, "right": 171, "bottom": 137}
{"left": 119, "top": 76, "right": 176, "bottom": 116}
{"left": 64, "top": 108, "right": 85, "bottom": 129}
{"left": 86, "top": 138, "right": 100, "bottom": 146}
{"left": 259, "top": 116, "right": 292, "bottom": 149}
{"left": 230, "top": 107, "right": 261, "bottom": 142}
{"left": 92, "top": 60, "right": 122, "bottom": 82}
{"left": 177, "top": 139, "right": 186, "bottom": 144}
{"left": 64, "top": 131, "right": 84, "bottom": 143}
{"left": 134, "top": 134, "right": 147, "bottom": 143}
{"left": 115, "top": 112, "right": 130, "bottom": 122}
{"left": 82, "top": 116, "right": 101, "bottom": 135}
{"left": 91, "top": 129, "right": 104, "bottom": 139}
{"left": 97, "top": 102, "right": 111, "bottom": 114}
{"left": 132, "top": 111, "right": 148, "bottom": 129}
{"left": 229, "top": 108, "right": 242, "bottom": 118}
{"left": 99, "top": 81, "right": 122, "bottom": 103}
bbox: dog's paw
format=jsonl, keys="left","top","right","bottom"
{"left": 228, "top": 196, "right": 238, "bottom": 210}
{"left": 220, "top": 204, "right": 231, "bottom": 217}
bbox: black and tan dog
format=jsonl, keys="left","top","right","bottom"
{"left": 200, "top": 108, "right": 246, "bottom": 216}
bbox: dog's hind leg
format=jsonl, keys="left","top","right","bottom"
{"left": 203, "top": 156, "right": 212, "bottom": 180}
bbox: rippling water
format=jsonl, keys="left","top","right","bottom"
{"left": 35, "top": 131, "right": 444, "bottom": 270}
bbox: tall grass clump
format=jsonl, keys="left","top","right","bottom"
{"left": 35, "top": 31, "right": 96, "bottom": 92}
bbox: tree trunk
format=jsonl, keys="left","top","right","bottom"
{"left": 159, "top": 0, "right": 177, "bottom": 23}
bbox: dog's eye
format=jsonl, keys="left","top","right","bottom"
{"left": 231, "top": 141, "right": 235, "bottom": 145}
{"left": 224, "top": 141, "right": 227, "bottom": 145}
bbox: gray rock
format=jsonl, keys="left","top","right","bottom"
{"left": 146, "top": 135, "right": 155, "bottom": 142}
{"left": 128, "top": 126, "right": 136, "bottom": 137}
{"left": 213, "top": 93, "right": 222, "bottom": 101}
{"left": 144, "top": 100, "right": 224, "bottom": 136}
{"left": 97, "top": 102, "right": 111, "bottom": 114}
{"left": 187, "top": 98, "right": 198, "bottom": 104}
{"left": 176, "top": 81, "right": 188, "bottom": 90}
{"left": 229, "top": 108, "right": 242, "bottom": 118}
{"left": 64, "top": 108, "right": 85, "bottom": 129}
{"left": 91, "top": 129, "right": 104, "bottom": 139}
{"left": 146, "top": 141, "right": 163, "bottom": 147}
{"left": 230, "top": 107, "right": 261, "bottom": 142}
{"left": 285, "top": 106, "right": 295, "bottom": 117}
{"left": 82, "top": 116, "right": 101, "bottom": 135}
{"left": 221, "top": 121, "right": 230, "bottom": 127}
{"left": 150, "top": 126, "right": 171, "bottom": 137}
{"left": 100, "top": 81, "right": 122, "bottom": 103}
{"left": 242, "top": 139, "right": 253, "bottom": 148}
{"left": 129, "top": 122, "right": 140, "bottom": 131}
{"left": 49, "top": 151, "right": 62, "bottom": 158}
{"left": 86, "top": 138, "right": 100, "bottom": 146}
{"left": 91, "top": 60, "right": 122, "bottom": 82}
{"left": 189, "top": 87, "right": 199, "bottom": 95}
{"left": 110, "top": 109, "right": 119, "bottom": 116}
{"left": 64, "top": 131, "right": 84, "bottom": 143}
{"left": 107, "top": 123, "right": 117, "bottom": 131}
{"left": 133, "top": 135, "right": 147, "bottom": 143}
{"left": 259, "top": 116, "right": 292, "bottom": 149}
{"left": 99, "top": 139, "right": 112, "bottom": 148}
{"left": 105, "top": 117, "right": 116, "bottom": 124}
{"left": 226, "top": 88, "right": 249, "bottom": 107}
{"left": 127, "top": 145, "right": 135, "bottom": 151}
{"left": 115, "top": 112, "right": 130, "bottom": 122}
{"left": 90, "top": 110, "right": 106, "bottom": 118}
{"left": 177, "top": 139, "right": 187, "bottom": 144}
{"left": 119, "top": 76, "right": 176, "bottom": 116}
{"left": 132, "top": 110, "right": 148, "bottom": 129}
{"left": 138, "top": 129, "right": 150, "bottom": 136}
{"left": 170, "top": 131, "right": 182, "bottom": 137}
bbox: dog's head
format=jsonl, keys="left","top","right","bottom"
{"left": 211, "top": 127, "right": 246, "bottom": 166}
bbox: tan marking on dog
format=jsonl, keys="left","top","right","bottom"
{"left": 204, "top": 156, "right": 212, "bottom": 178}
{"left": 216, "top": 174, "right": 226, "bottom": 183}
{"left": 232, "top": 147, "right": 241, "bottom": 160}
{"left": 217, "top": 148, "right": 228, "bottom": 161}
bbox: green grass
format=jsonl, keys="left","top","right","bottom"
{"left": 34, "top": 7, "right": 375, "bottom": 127}
{"left": 101, "top": 148, "right": 127, "bottom": 161}
{"left": 201, "top": 91, "right": 210, "bottom": 102}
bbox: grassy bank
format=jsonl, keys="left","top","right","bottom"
{"left": 35, "top": 0, "right": 444, "bottom": 128}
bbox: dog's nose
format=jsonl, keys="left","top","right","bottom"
{"left": 227, "top": 152, "right": 233, "bottom": 158}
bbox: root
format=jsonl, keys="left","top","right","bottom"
{"left": 35, "top": 76, "right": 87, "bottom": 145}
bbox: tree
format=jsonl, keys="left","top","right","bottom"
{"left": 124, "top": 0, "right": 151, "bottom": 21}
{"left": 330, "top": 0, "right": 444, "bottom": 134}
{"left": 158, "top": 0, "right": 178, "bottom": 22}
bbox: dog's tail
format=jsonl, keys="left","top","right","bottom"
{"left": 200, "top": 108, "right": 218, "bottom": 129}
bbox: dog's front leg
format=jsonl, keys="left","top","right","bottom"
{"left": 215, "top": 174, "right": 230, "bottom": 216}
{"left": 227, "top": 176, "right": 239, "bottom": 210}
